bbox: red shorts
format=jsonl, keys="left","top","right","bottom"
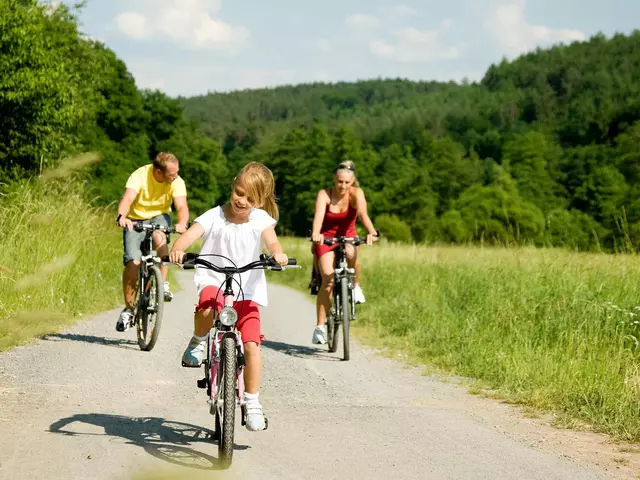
{"left": 195, "top": 286, "right": 262, "bottom": 345}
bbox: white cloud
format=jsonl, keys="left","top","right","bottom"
{"left": 115, "top": 12, "right": 151, "bottom": 40}
{"left": 370, "top": 20, "right": 459, "bottom": 63}
{"left": 486, "top": 0, "right": 585, "bottom": 57}
{"left": 114, "top": 0, "right": 249, "bottom": 51}
{"left": 345, "top": 13, "right": 382, "bottom": 30}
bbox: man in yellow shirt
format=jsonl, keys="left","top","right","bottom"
{"left": 114, "top": 152, "right": 189, "bottom": 331}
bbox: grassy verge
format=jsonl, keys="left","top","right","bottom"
{"left": 271, "top": 237, "right": 640, "bottom": 442}
{"left": 0, "top": 177, "right": 123, "bottom": 350}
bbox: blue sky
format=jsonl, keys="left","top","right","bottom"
{"left": 61, "top": 0, "right": 639, "bottom": 97}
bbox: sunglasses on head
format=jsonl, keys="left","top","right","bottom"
{"left": 337, "top": 163, "right": 355, "bottom": 172}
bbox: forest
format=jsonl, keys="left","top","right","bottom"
{"left": 3, "top": 0, "right": 640, "bottom": 250}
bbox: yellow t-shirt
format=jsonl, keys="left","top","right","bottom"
{"left": 125, "top": 164, "right": 187, "bottom": 220}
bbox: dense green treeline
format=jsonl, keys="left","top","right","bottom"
{"left": 182, "top": 31, "right": 640, "bottom": 250}
{"left": 3, "top": 1, "right": 640, "bottom": 251}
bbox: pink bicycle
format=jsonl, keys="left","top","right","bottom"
{"left": 176, "top": 252, "right": 298, "bottom": 468}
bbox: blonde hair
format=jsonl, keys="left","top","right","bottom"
{"left": 234, "top": 162, "right": 279, "bottom": 220}
{"left": 153, "top": 152, "right": 178, "bottom": 172}
{"left": 335, "top": 160, "right": 359, "bottom": 188}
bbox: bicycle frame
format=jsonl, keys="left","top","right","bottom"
{"left": 332, "top": 241, "right": 356, "bottom": 322}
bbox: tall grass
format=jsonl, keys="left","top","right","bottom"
{"left": 0, "top": 177, "right": 122, "bottom": 350}
{"left": 273, "top": 238, "right": 640, "bottom": 441}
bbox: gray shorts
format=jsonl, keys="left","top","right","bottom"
{"left": 123, "top": 214, "right": 172, "bottom": 265}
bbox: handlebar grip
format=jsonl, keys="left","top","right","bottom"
{"left": 182, "top": 264, "right": 196, "bottom": 270}
{"left": 287, "top": 258, "right": 297, "bottom": 266}
{"left": 183, "top": 252, "right": 199, "bottom": 262}
{"left": 323, "top": 239, "right": 335, "bottom": 246}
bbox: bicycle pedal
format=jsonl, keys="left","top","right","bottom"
{"left": 263, "top": 417, "right": 268, "bottom": 431}
{"left": 197, "top": 378, "right": 207, "bottom": 389}
{"left": 181, "top": 361, "right": 202, "bottom": 368}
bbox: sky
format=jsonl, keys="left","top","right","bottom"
{"left": 59, "top": 0, "right": 639, "bottom": 97}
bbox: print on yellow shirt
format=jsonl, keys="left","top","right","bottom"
{"left": 125, "top": 165, "right": 187, "bottom": 220}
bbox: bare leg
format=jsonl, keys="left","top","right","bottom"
{"left": 316, "top": 251, "right": 335, "bottom": 327}
{"left": 152, "top": 231, "right": 169, "bottom": 282}
{"left": 243, "top": 342, "right": 261, "bottom": 394}
{"left": 123, "top": 260, "right": 140, "bottom": 309}
{"left": 194, "top": 308, "right": 214, "bottom": 337}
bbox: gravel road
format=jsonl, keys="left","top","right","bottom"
{"left": 0, "top": 271, "right": 636, "bottom": 479}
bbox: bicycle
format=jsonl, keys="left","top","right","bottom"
{"left": 171, "top": 252, "right": 299, "bottom": 468}
{"left": 128, "top": 222, "right": 178, "bottom": 351}
{"left": 310, "top": 235, "right": 377, "bottom": 361}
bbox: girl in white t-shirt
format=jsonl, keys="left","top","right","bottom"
{"left": 169, "top": 162, "right": 289, "bottom": 431}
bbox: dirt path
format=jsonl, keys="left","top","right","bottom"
{"left": 0, "top": 271, "right": 638, "bottom": 479}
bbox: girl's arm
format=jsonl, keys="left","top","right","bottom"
{"left": 169, "top": 222, "right": 205, "bottom": 263}
{"left": 311, "top": 189, "right": 328, "bottom": 243}
{"left": 262, "top": 226, "right": 288, "bottom": 266}
{"left": 354, "top": 188, "right": 378, "bottom": 246}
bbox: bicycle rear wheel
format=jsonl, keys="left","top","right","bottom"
{"left": 136, "top": 265, "right": 164, "bottom": 351}
{"left": 341, "top": 277, "right": 350, "bottom": 361}
{"left": 218, "top": 336, "right": 237, "bottom": 468}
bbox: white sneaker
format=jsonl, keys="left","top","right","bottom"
{"left": 116, "top": 308, "right": 134, "bottom": 332}
{"left": 312, "top": 325, "right": 326, "bottom": 345}
{"left": 163, "top": 281, "right": 173, "bottom": 302}
{"left": 181, "top": 335, "right": 207, "bottom": 367}
{"left": 353, "top": 285, "right": 366, "bottom": 304}
{"left": 245, "top": 401, "right": 266, "bottom": 431}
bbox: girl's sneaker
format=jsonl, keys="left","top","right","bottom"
{"left": 353, "top": 284, "right": 366, "bottom": 304}
{"left": 116, "top": 308, "right": 134, "bottom": 332}
{"left": 181, "top": 335, "right": 206, "bottom": 367}
{"left": 312, "top": 325, "right": 326, "bottom": 344}
{"left": 245, "top": 401, "right": 266, "bottom": 431}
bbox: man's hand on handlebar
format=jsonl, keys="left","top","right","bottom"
{"left": 174, "top": 223, "right": 188, "bottom": 234}
{"left": 118, "top": 216, "right": 134, "bottom": 231}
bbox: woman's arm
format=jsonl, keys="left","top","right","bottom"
{"left": 354, "top": 188, "right": 378, "bottom": 245}
{"left": 311, "top": 189, "right": 328, "bottom": 243}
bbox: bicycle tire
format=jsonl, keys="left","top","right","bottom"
{"left": 137, "top": 265, "right": 164, "bottom": 351}
{"left": 341, "top": 276, "right": 350, "bottom": 361}
{"left": 219, "top": 336, "right": 237, "bottom": 468}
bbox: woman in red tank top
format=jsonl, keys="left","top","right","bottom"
{"left": 310, "top": 161, "right": 378, "bottom": 345}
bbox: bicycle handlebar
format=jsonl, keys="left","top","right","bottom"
{"left": 307, "top": 231, "right": 381, "bottom": 247}
{"left": 161, "top": 253, "right": 299, "bottom": 273}
{"left": 133, "top": 221, "right": 191, "bottom": 234}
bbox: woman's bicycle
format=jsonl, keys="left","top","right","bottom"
{"left": 310, "top": 235, "right": 377, "bottom": 361}
{"left": 170, "top": 252, "right": 298, "bottom": 468}
{"left": 130, "top": 222, "right": 177, "bottom": 351}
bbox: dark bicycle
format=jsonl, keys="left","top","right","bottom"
{"left": 310, "top": 235, "right": 377, "bottom": 361}
{"left": 169, "top": 252, "right": 298, "bottom": 468}
{"left": 129, "top": 222, "right": 178, "bottom": 351}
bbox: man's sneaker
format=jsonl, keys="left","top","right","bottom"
{"left": 353, "top": 284, "right": 366, "bottom": 304}
{"left": 245, "top": 402, "right": 266, "bottom": 431}
{"left": 163, "top": 281, "right": 173, "bottom": 302}
{"left": 116, "top": 308, "right": 134, "bottom": 332}
{"left": 181, "top": 335, "right": 207, "bottom": 367}
{"left": 312, "top": 325, "right": 326, "bottom": 345}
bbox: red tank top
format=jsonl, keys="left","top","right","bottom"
{"left": 320, "top": 188, "right": 358, "bottom": 238}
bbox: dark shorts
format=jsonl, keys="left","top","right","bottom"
{"left": 123, "top": 213, "right": 171, "bottom": 266}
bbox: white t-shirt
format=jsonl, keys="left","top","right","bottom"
{"left": 193, "top": 206, "right": 277, "bottom": 307}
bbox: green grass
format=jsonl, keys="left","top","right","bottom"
{"left": 0, "top": 177, "right": 123, "bottom": 350}
{"left": 272, "top": 237, "right": 640, "bottom": 442}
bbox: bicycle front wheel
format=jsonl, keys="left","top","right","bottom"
{"left": 341, "top": 277, "right": 350, "bottom": 361}
{"left": 136, "top": 265, "right": 164, "bottom": 351}
{"left": 218, "top": 336, "right": 237, "bottom": 468}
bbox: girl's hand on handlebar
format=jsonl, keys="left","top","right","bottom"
{"left": 274, "top": 252, "right": 289, "bottom": 266}
{"left": 169, "top": 250, "right": 185, "bottom": 264}
{"left": 311, "top": 233, "right": 324, "bottom": 245}
{"left": 366, "top": 232, "right": 378, "bottom": 246}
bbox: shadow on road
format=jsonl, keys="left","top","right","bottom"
{"left": 41, "top": 333, "right": 138, "bottom": 350}
{"left": 261, "top": 339, "right": 341, "bottom": 361}
{"left": 49, "top": 413, "right": 249, "bottom": 470}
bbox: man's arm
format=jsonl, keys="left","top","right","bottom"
{"left": 117, "top": 188, "right": 138, "bottom": 231}
{"left": 173, "top": 196, "right": 189, "bottom": 233}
